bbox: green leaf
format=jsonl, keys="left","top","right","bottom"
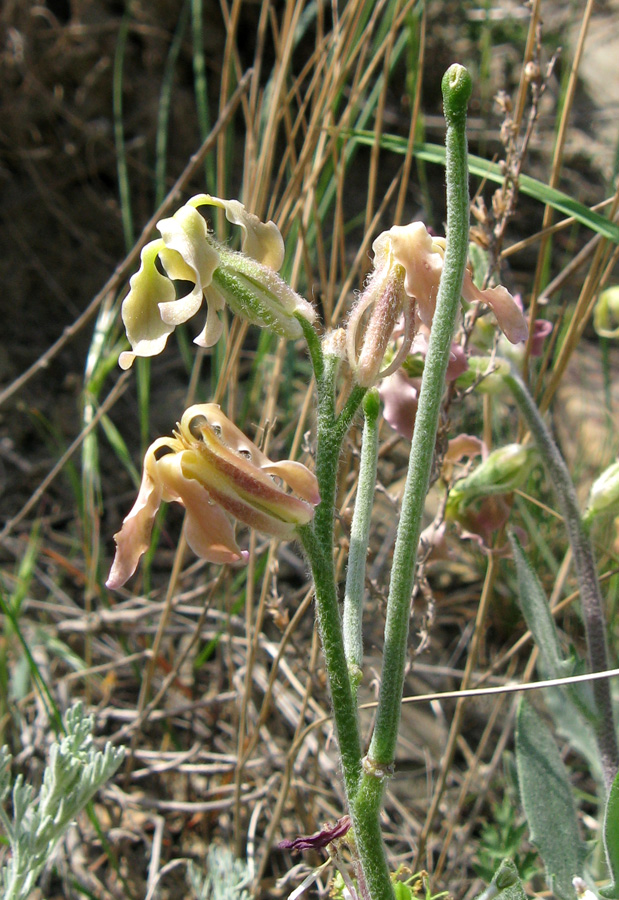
{"left": 339, "top": 130, "right": 619, "bottom": 244}
{"left": 510, "top": 533, "right": 596, "bottom": 724}
{"left": 394, "top": 881, "right": 414, "bottom": 900}
{"left": 600, "top": 770, "right": 619, "bottom": 898}
{"left": 516, "top": 699, "right": 583, "bottom": 900}
{"left": 510, "top": 534, "right": 572, "bottom": 679}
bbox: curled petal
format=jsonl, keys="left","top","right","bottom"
{"left": 190, "top": 194, "right": 285, "bottom": 270}
{"left": 442, "top": 433, "right": 486, "bottom": 483}
{"left": 155, "top": 453, "right": 245, "bottom": 564}
{"left": 192, "top": 290, "right": 225, "bottom": 348}
{"left": 279, "top": 817, "right": 351, "bottom": 853}
{"left": 445, "top": 434, "right": 486, "bottom": 464}
{"left": 378, "top": 369, "right": 419, "bottom": 441}
{"left": 530, "top": 318, "right": 553, "bottom": 356}
{"left": 262, "top": 460, "right": 321, "bottom": 506}
{"left": 181, "top": 404, "right": 269, "bottom": 463}
{"left": 120, "top": 240, "right": 176, "bottom": 368}
{"left": 388, "top": 222, "right": 444, "bottom": 326}
{"left": 105, "top": 438, "right": 173, "bottom": 589}
{"left": 157, "top": 205, "right": 220, "bottom": 326}
{"left": 462, "top": 273, "right": 528, "bottom": 344}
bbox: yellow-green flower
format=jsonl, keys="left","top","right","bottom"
{"left": 106, "top": 404, "right": 320, "bottom": 588}
{"left": 119, "top": 195, "right": 316, "bottom": 369}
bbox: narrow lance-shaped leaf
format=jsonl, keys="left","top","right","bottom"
{"left": 339, "top": 131, "right": 619, "bottom": 244}
{"left": 516, "top": 698, "right": 583, "bottom": 900}
{"left": 510, "top": 532, "right": 595, "bottom": 723}
{"left": 600, "top": 770, "right": 619, "bottom": 899}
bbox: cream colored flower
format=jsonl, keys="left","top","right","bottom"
{"left": 106, "top": 404, "right": 320, "bottom": 589}
{"left": 119, "top": 195, "right": 316, "bottom": 369}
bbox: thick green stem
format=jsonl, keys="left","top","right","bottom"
{"left": 365, "top": 63, "right": 472, "bottom": 769}
{"left": 348, "top": 64, "right": 472, "bottom": 900}
{"left": 298, "top": 522, "right": 363, "bottom": 801}
{"left": 296, "top": 332, "right": 366, "bottom": 802}
{"left": 504, "top": 368, "right": 619, "bottom": 792}
{"left": 344, "top": 389, "right": 380, "bottom": 696}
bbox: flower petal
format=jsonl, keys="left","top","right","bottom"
{"left": 190, "top": 194, "right": 285, "bottom": 270}
{"left": 105, "top": 439, "right": 171, "bottom": 589}
{"left": 262, "top": 460, "right": 320, "bottom": 506}
{"left": 192, "top": 288, "right": 225, "bottom": 348}
{"left": 157, "top": 205, "right": 220, "bottom": 326}
{"left": 530, "top": 318, "right": 553, "bottom": 357}
{"left": 462, "top": 273, "right": 528, "bottom": 344}
{"left": 279, "top": 816, "right": 351, "bottom": 853}
{"left": 120, "top": 240, "right": 176, "bottom": 367}
{"left": 388, "top": 222, "right": 444, "bottom": 326}
{"left": 378, "top": 369, "right": 419, "bottom": 441}
{"left": 155, "top": 453, "right": 245, "bottom": 565}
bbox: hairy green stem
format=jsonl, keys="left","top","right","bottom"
{"left": 365, "top": 63, "right": 472, "bottom": 769}
{"left": 504, "top": 368, "right": 619, "bottom": 792}
{"left": 298, "top": 69, "right": 473, "bottom": 900}
{"left": 344, "top": 389, "right": 380, "bottom": 696}
{"left": 297, "top": 522, "right": 363, "bottom": 801}
{"left": 347, "top": 64, "right": 473, "bottom": 900}
{"left": 296, "top": 333, "right": 365, "bottom": 802}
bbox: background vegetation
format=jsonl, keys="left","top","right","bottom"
{"left": 1, "top": 0, "right": 618, "bottom": 897}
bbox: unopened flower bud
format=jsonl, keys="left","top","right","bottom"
{"left": 594, "top": 285, "right": 619, "bottom": 339}
{"left": 346, "top": 221, "right": 528, "bottom": 388}
{"left": 447, "top": 443, "right": 535, "bottom": 515}
{"left": 584, "top": 460, "right": 619, "bottom": 524}
{"left": 209, "top": 247, "right": 316, "bottom": 341}
{"left": 322, "top": 327, "right": 347, "bottom": 359}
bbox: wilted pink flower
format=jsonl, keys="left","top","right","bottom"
{"left": 379, "top": 370, "right": 420, "bottom": 441}
{"left": 279, "top": 816, "right": 352, "bottom": 853}
{"left": 499, "top": 294, "right": 552, "bottom": 359}
{"left": 346, "top": 222, "right": 528, "bottom": 387}
{"left": 106, "top": 404, "right": 319, "bottom": 589}
{"left": 379, "top": 329, "right": 468, "bottom": 441}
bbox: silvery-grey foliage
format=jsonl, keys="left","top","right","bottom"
{"left": 0, "top": 702, "right": 124, "bottom": 900}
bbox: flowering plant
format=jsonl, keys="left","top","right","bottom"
{"left": 105, "top": 64, "right": 618, "bottom": 900}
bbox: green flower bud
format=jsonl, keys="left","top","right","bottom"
{"left": 210, "top": 247, "right": 316, "bottom": 341}
{"left": 584, "top": 460, "right": 619, "bottom": 524}
{"left": 447, "top": 443, "right": 535, "bottom": 515}
{"left": 594, "top": 285, "right": 619, "bottom": 339}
